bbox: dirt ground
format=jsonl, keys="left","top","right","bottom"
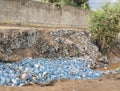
{"left": 0, "top": 73, "right": 120, "bottom": 91}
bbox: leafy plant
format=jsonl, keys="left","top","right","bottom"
{"left": 89, "top": 2, "right": 120, "bottom": 53}
{"left": 41, "top": 0, "right": 90, "bottom": 9}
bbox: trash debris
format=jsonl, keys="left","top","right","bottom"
{"left": 0, "top": 29, "right": 109, "bottom": 68}
{"left": 0, "top": 58, "right": 103, "bottom": 86}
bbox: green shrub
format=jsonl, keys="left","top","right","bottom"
{"left": 41, "top": 0, "right": 90, "bottom": 9}
{"left": 89, "top": 2, "right": 120, "bottom": 53}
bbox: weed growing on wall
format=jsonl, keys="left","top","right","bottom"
{"left": 41, "top": 0, "right": 90, "bottom": 9}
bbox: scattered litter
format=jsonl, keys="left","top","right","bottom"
{"left": 0, "top": 58, "right": 103, "bottom": 86}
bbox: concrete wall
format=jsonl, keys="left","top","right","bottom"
{"left": 0, "top": 0, "right": 90, "bottom": 28}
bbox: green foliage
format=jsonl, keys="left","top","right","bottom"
{"left": 42, "top": 0, "right": 90, "bottom": 9}
{"left": 73, "top": 0, "right": 90, "bottom": 9}
{"left": 89, "top": 2, "right": 120, "bottom": 53}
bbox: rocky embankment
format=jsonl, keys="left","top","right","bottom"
{"left": 0, "top": 29, "right": 109, "bottom": 68}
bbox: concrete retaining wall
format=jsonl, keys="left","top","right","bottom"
{"left": 0, "top": 0, "right": 90, "bottom": 28}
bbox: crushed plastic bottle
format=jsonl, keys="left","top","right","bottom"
{"left": 0, "top": 58, "right": 103, "bottom": 86}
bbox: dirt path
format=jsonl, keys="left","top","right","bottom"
{"left": 0, "top": 74, "right": 120, "bottom": 91}
{"left": 0, "top": 25, "right": 87, "bottom": 31}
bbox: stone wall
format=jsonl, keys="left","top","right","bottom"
{"left": 0, "top": 0, "right": 90, "bottom": 28}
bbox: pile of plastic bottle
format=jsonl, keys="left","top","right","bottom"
{"left": 0, "top": 58, "right": 103, "bottom": 86}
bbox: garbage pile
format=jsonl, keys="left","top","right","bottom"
{"left": 0, "top": 58, "right": 103, "bottom": 86}
{"left": 34, "top": 30, "right": 109, "bottom": 68}
{"left": 0, "top": 29, "right": 109, "bottom": 68}
{"left": 0, "top": 29, "right": 39, "bottom": 62}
